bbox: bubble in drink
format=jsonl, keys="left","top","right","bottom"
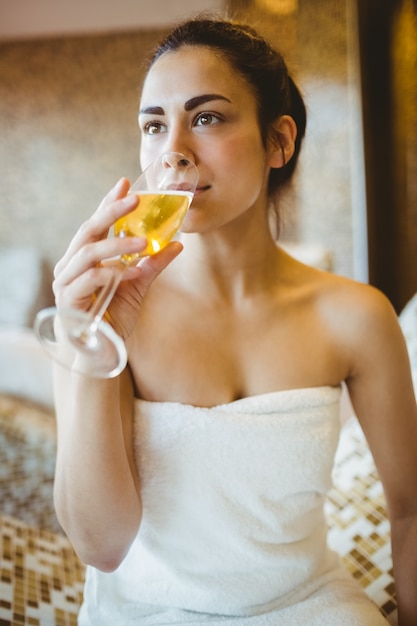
{"left": 114, "top": 190, "right": 192, "bottom": 260}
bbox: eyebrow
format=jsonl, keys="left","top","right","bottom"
{"left": 184, "top": 94, "right": 231, "bottom": 111}
{"left": 139, "top": 94, "right": 231, "bottom": 116}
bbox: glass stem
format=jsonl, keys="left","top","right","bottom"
{"left": 88, "top": 260, "right": 126, "bottom": 334}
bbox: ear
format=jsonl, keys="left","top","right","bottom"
{"left": 267, "top": 115, "right": 298, "bottom": 169}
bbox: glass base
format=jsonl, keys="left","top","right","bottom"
{"left": 34, "top": 307, "right": 127, "bottom": 379}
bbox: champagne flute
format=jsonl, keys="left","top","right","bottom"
{"left": 34, "top": 152, "right": 198, "bottom": 378}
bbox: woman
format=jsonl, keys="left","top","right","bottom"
{"left": 52, "top": 17, "right": 417, "bottom": 626}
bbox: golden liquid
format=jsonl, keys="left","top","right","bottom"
{"left": 114, "top": 190, "right": 192, "bottom": 260}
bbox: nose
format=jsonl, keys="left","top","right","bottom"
{"left": 160, "top": 152, "right": 199, "bottom": 191}
{"left": 162, "top": 125, "right": 197, "bottom": 167}
{"left": 161, "top": 152, "right": 194, "bottom": 170}
{"left": 163, "top": 145, "right": 196, "bottom": 168}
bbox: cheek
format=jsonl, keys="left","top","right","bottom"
{"left": 219, "top": 138, "right": 268, "bottom": 194}
{"left": 220, "top": 130, "right": 266, "bottom": 168}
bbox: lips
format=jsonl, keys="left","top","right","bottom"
{"left": 194, "top": 185, "right": 210, "bottom": 195}
{"left": 166, "top": 183, "right": 195, "bottom": 192}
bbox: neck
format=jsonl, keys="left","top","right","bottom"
{"left": 175, "top": 210, "right": 281, "bottom": 304}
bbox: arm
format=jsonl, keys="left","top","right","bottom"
{"left": 51, "top": 179, "right": 182, "bottom": 571}
{"left": 345, "top": 288, "right": 417, "bottom": 626}
{"left": 53, "top": 366, "right": 140, "bottom": 572}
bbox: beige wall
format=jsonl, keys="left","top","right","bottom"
{"left": 0, "top": 0, "right": 224, "bottom": 40}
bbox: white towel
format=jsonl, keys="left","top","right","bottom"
{"left": 79, "top": 387, "right": 388, "bottom": 625}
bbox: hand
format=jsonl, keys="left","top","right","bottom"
{"left": 52, "top": 178, "right": 183, "bottom": 339}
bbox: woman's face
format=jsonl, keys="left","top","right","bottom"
{"left": 138, "top": 46, "right": 273, "bottom": 233}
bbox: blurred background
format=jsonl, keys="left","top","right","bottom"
{"left": 0, "top": 0, "right": 416, "bottom": 317}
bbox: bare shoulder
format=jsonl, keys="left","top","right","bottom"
{"left": 276, "top": 248, "right": 402, "bottom": 355}
{"left": 311, "top": 268, "right": 414, "bottom": 415}
{"left": 319, "top": 271, "right": 406, "bottom": 373}
{"left": 285, "top": 254, "right": 407, "bottom": 379}
{"left": 282, "top": 250, "right": 397, "bottom": 333}
{"left": 318, "top": 272, "right": 398, "bottom": 336}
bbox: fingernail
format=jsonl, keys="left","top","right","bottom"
{"left": 129, "top": 237, "right": 147, "bottom": 248}
{"left": 114, "top": 177, "right": 125, "bottom": 191}
{"left": 121, "top": 195, "right": 138, "bottom": 207}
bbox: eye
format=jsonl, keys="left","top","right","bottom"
{"left": 194, "top": 112, "right": 222, "bottom": 127}
{"left": 142, "top": 121, "right": 166, "bottom": 135}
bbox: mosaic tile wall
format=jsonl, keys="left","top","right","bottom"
{"left": 326, "top": 416, "right": 398, "bottom": 624}
{"left": 0, "top": 515, "right": 85, "bottom": 626}
{"left": 0, "top": 1, "right": 360, "bottom": 284}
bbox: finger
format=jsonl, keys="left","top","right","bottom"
{"left": 55, "top": 179, "right": 136, "bottom": 277}
{"left": 54, "top": 264, "right": 126, "bottom": 311}
{"left": 56, "top": 195, "right": 138, "bottom": 276}
{"left": 124, "top": 241, "right": 184, "bottom": 292}
{"left": 54, "top": 236, "right": 148, "bottom": 293}
{"left": 89, "top": 178, "right": 135, "bottom": 233}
